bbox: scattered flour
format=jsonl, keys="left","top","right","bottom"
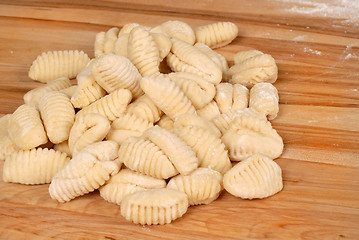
{"left": 344, "top": 53, "right": 359, "bottom": 60}
{"left": 276, "top": 0, "right": 359, "bottom": 26}
{"left": 303, "top": 47, "right": 322, "bottom": 55}
{"left": 292, "top": 35, "right": 305, "bottom": 41}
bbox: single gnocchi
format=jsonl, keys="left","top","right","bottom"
{"left": 24, "top": 77, "right": 72, "bottom": 107}
{"left": 249, "top": 82, "right": 279, "bottom": 120}
{"left": 8, "top": 104, "right": 48, "bottom": 150}
{"left": 120, "top": 188, "right": 189, "bottom": 225}
{"left": 167, "top": 168, "right": 223, "bottom": 205}
{"left": 126, "top": 95, "right": 163, "bottom": 123}
{"left": 3, "top": 148, "right": 70, "bottom": 185}
{"left": 28, "top": 50, "right": 90, "bottom": 83}
{"left": 75, "top": 88, "right": 132, "bottom": 121}
{"left": 99, "top": 168, "right": 166, "bottom": 205}
{"left": 119, "top": 137, "right": 178, "bottom": 179}
{"left": 49, "top": 141, "right": 120, "bottom": 203}
{"left": 223, "top": 154, "right": 283, "bottom": 199}
{"left": 140, "top": 74, "right": 196, "bottom": 120}
{"left": 38, "top": 91, "right": 75, "bottom": 144}
{"left": 195, "top": 22, "right": 238, "bottom": 49}
{"left": 214, "top": 82, "right": 249, "bottom": 114}
{"left": 0, "top": 114, "right": 18, "bottom": 160}
{"left": 91, "top": 53, "right": 143, "bottom": 98}
{"left": 221, "top": 114, "right": 283, "bottom": 161}
{"left": 68, "top": 113, "right": 110, "bottom": 156}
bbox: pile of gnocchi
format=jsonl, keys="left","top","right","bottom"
{"left": 1, "top": 20, "right": 283, "bottom": 225}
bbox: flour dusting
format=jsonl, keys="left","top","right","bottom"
{"left": 304, "top": 47, "right": 322, "bottom": 55}
{"left": 276, "top": 0, "right": 359, "bottom": 26}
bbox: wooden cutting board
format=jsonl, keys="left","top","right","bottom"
{"left": 0, "top": 0, "right": 358, "bottom": 239}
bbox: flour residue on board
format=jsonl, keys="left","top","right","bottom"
{"left": 303, "top": 47, "right": 322, "bottom": 55}
{"left": 276, "top": 0, "right": 359, "bottom": 26}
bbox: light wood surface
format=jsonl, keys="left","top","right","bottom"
{"left": 0, "top": 0, "right": 358, "bottom": 239}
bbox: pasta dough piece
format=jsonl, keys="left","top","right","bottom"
{"left": 71, "top": 60, "right": 107, "bottom": 109}
{"left": 167, "top": 168, "right": 223, "bottom": 205}
{"left": 173, "top": 126, "right": 231, "bottom": 174}
{"left": 49, "top": 141, "right": 120, "bottom": 202}
{"left": 8, "top": 104, "right": 48, "bottom": 150}
{"left": 59, "top": 85, "right": 78, "bottom": 98}
{"left": 92, "top": 53, "right": 143, "bottom": 98}
{"left": 114, "top": 33, "right": 129, "bottom": 57}
{"left": 120, "top": 188, "right": 188, "bottom": 225}
{"left": 126, "top": 95, "right": 163, "bottom": 123}
{"left": 76, "top": 88, "right": 132, "bottom": 121}
{"left": 68, "top": 113, "right": 110, "bottom": 156}
{"left": 119, "top": 23, "right": 140, "bottom": 36}
{"left": 167, "top": 38, "right": 222, "bottom": 85}
{"left": 151, "top": 32, "right": 172, "bottom": 61}
{"left": 223, "top": 154, "right": 283, "bottom": 199}
{"left": 214, "top": 83, "right": 249, "bottom": 114}
{"left": 159, "top": 20, "right": 195, "bottom": 45}
{"left": 228, "top": 53, "right": 278, "bottom": 88}
{"left": 106, "top": 113, "right": 153, "bottom": 145}
{"left": 196, "top": 100, "right": 221, "bottom": 121}
{"left": 99, "top": 168, "right": 166, "bottom": 205}
{"left": 127, "top": 26, "right": 160, "bottom": 76}
{"left": 195, "top": 22, "right": 238, "bottom": 49}
{"left": 28, "top": 50, "right": 90, "bottom": 83}
{"left": 249, "top": 82, "right": 279, "bottom": 120}
{"left": 212, "top": 107, "right": 266, "bottom": 135}
{"left": 38, "top": 91, "right": 75, "bottom": 144}
{"left": 103, "top": 27, "right": 119, "bottom": 54}
{"left": 194, "top": 42, "right": 229, "bottom": 79}
{"left": 168, "top": 72, "right": 216, "bottom": 109}
{"left": 94, "top": 31, "right": 106, "bottom": 58}
{"left": 173, "top": 114, "right": 221, "bottom": 138}
{"left": 157, "top": 115, "right": 174, "bottom": 131}
{"left": 0, "top": 114, "right": 18, "bottom": 160}
{"left": 143, "top": 126, "right": 198, "bottom": 175}
{"left": 233, "top": 49, "right": 263, "bottom": 65}
{"left": 140, "top": 74, "right": 196, "bottom": 120}
{"left": 24, "top": 77, "right": 72, "bottom": 107}
{"left": 119, "top": 137, "right": 178, "bottom": 179}
{"left": 221, "top": 115, "right": 283, "bottom": 161}
{"left": 53, "top": 140, "right": 72, "bottom": 157}
{"left": 3, "top": 148, "right": 70, "bottom": 185}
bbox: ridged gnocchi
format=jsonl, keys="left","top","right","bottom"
{"left": 68, "top": 113, "right": 110, "bottom": 156}
{"left": 173, "top": 114, "right": 221, "bottom": 138}
{"left": 38, "top": 91, "right": 75, "bottom": 144}
{"left": 143, "top": 126, "right": 199, "bottom": 175}
{"left": 196, "top": 100, "right": 221, "bottom": 121}
{"left": 157, "top": 20, "right": 195, "bottom": 45}
{"left": 120, "top": 188, "right": 188, "bottom": 225}
{"left": 127, "top": 26, "right": 160, "bottom": 76}
{"left": 99, "top": 168, "right": 166, "bottom": 205}
{"left": 106, "top": 113, "right": 153, "bottom": 145}
{"left": 167, "top": 168, "right": 223, "bottom": 205}
{"left": 214, "top": 82, "right": 249, "bottom": 113}
{"left": 28, "top": 50, "right": 90, "bottom": 83}
{"left": 71, "top": 59, "right": 107, "bottom": 108}
{"left": 168, "top": 72, "right": 216, "bottom": 109}
{"left": 0, "top": 114, "right": 18, "bottom": 160}
{"left": 119, "top": 137, "right": 179, "bottom": 179}
{"left": 24, "top": 77, "right": 72, "bottom": 107}
{"left": 126, "top": 95, "right": 163, "bottom": 123}
{"left": 249, "top": 82, "right": 279, "bottom": 120}
{"left": 75, "top": 88, "right": 132, "bottom": 121}
{"left": 221, "top": 114, "right": 283, "bottom": 161}
{"left": 3, "top": 148, "right": 70, "bottom": 185}
{"left": 223, "top": 154, "right": 283, "bottom": 199}
{"left": 8, "top": 104, "right": 48, "bottom": 150}
{"left": 140, "top": 74, "right": 196, "bottom": 120}
{"left": 228, "top": 51, "right": 278, "bottom": 88}
{"left": 195, "top": 22, "right": 238, "bottom": 49}
{"left": 92, "top": 53, "right": 143, "bottom": 98}
{"left": 49, "top": 141, "right": 120, "bottom": 202}
{"left": 167, "top": 38, "right": 222, "bottom": 85}
{"left": 173, "top": 125, "right": 231, "bottom": 174}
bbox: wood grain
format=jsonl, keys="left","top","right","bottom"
{"left": 0, "top": 0, "right": 358, "bottom": 239}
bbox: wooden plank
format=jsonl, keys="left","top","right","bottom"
{"left": 0, "top": 0, "right": 358, "bottom": 238}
